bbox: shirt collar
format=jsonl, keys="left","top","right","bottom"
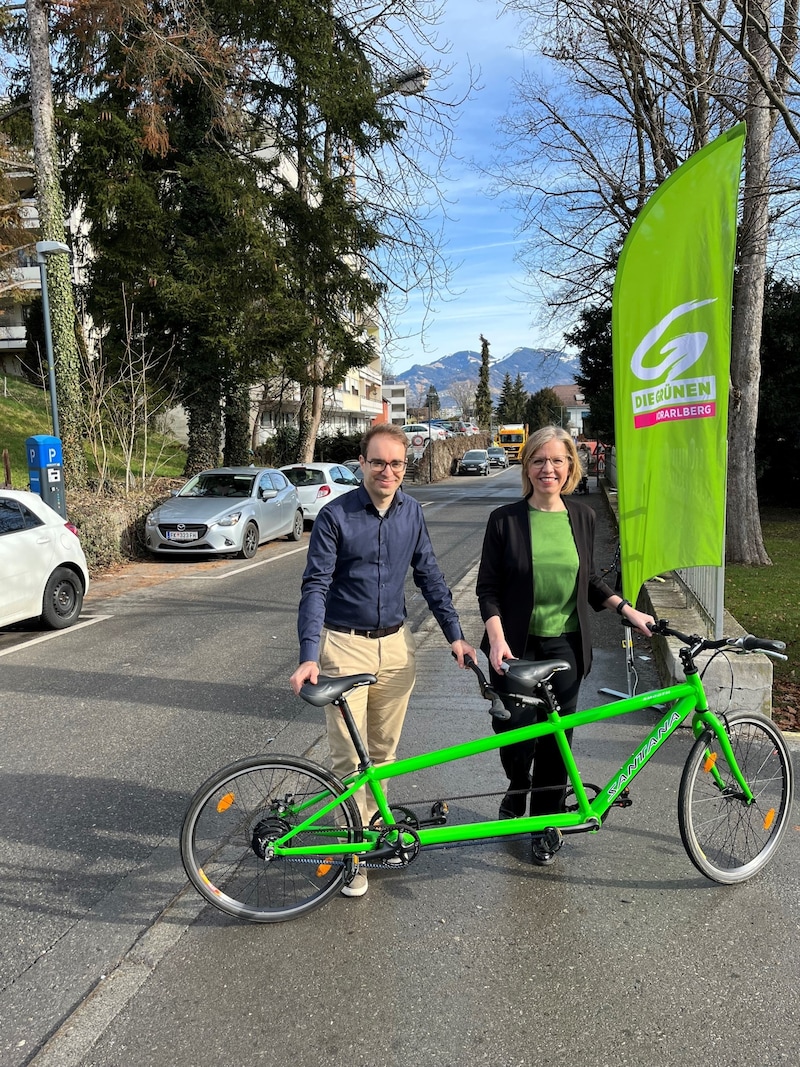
{"left": 357, "top": 482, "right": 406, "bottom": 516}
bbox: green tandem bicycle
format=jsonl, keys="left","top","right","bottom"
{"left": 180, "top": 620, "right": 795, "bottom": 922}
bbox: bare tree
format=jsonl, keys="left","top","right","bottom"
{"left": 498, "top": 0, "right": 800, "bottom": 563}
{"left": 449, "top": 378, "right": 478, "bottom": 419}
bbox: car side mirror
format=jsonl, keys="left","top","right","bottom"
{"left": 260, "top": 488, "right": 278, "bottom": 500}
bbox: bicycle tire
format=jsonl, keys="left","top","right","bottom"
{"left": 180, "top": 754, "right": 362, "bottom": 922}
{"left": 678, "top": 711, "right": 794, "bottom": 884}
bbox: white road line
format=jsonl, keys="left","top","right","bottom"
{"left": 0, "top": 615, "right": 113, "bottom": 659}
{"left": 178, "top": 544, "right": 308, "bottom": 579}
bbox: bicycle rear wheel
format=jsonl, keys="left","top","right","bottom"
{"left": 180, "top": 754, "right": 362, "bottom": 922}
{"left": 678, "top": 712, "right": 794, "bottom": 884}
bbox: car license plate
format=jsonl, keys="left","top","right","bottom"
{"left": 166, "top": 530, "right": 199, "bottom": 541}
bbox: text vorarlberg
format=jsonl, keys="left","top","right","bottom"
{"left": 632, "top": 376, "right": 716, "bottom": 429}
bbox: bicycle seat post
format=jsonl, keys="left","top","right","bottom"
{"left": 334, "top": 693, "right": 372, "bottom": 770}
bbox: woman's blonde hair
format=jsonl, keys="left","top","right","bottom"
{"left": 519, "top": 425, "right": 582, "bottom": 497}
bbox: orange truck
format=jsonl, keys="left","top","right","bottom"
{"left": 497, "top": 424, "right": 528, "bottom": 463}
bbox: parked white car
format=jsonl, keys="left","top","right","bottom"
{"left": 0, "top": 489, "right": 89, "bottom": 629}
{"left": 280, "top": 462, "right": 360, "bottom": 522}
{"left": 402, "top": 423, "right": 448, "bottom": 443}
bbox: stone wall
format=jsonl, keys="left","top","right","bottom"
{"left": 406, "top": 435, "right": 492, "bottom": 484}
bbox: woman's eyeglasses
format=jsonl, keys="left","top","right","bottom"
{"left": 366, "top": 459, "right": 408, "bottom": 473}
{"left": 530, "top": 456, "right": 570, "bottom": 469}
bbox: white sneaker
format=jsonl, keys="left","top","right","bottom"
{"left": 341, "top": 869, "right": 368, "bottom": 897}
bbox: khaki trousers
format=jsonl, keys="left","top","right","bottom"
{"left": 319, "top": 625, "right": 416, "bottom": 824}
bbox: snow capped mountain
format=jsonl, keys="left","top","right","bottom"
{"left": 395, "top": 347, "right": 580, "bottom": 402}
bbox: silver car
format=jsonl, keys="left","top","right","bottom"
{"left": 280, "top": 462, "right": 360, "bottom": 522}
{"left": 145, "top": 467, "right": 304, "bottom": 558}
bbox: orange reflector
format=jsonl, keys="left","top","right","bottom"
{"left": 764, "top": 808, "right": 776, "bottom": 831}
{"left": 316, "top": 858, "right": 333, "bottom": 877}
{"left": 703, "top": 752, "right": 717, "bottom": 773}
{"left": 216, "top": 792, "right": 235, "bottom": 813}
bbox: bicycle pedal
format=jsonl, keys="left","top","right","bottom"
{"left": 613, "top": 788, "right": 632, "bottom": 808}
{"left": 542, "top": 827, "right": 563, "bottom": 853}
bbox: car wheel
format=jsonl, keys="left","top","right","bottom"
{"left": 239, "top": 521, "right": 259, "bottom": 559}
{"left": 41, "top": 567, "right": 84, "bottom": 629}
{"left": 288, "top": 509, "right": 304, "bottom": 541}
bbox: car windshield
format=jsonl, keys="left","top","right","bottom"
{"left": 283, "top": 467, "right": 325, "bottom": 487}
{"left": 179, "top": 473, "right": 255, "bottom": 498}
{"left": 464, "top": 451, "right": 486, "bottom": 461}
{"left": 488, "top": 448, "right": 504, "bottom": 455}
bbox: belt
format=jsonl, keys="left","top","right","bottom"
{"left": 324, "top": 622, "right": 403, "bottom": 640}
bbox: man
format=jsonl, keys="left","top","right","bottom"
{"left": 290, "top": 423, "right": 476, "bottom": 898}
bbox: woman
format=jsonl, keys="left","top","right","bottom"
{"left": 476, "top": 426, "right": 654, "bottom": 865}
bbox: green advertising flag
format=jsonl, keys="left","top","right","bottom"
{"left": 612, "top": 124, "right": 746, "bottom": 602}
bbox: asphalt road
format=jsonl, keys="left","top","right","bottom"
{"left": 1, "top": 469, "right": 798, "bottom": 1067}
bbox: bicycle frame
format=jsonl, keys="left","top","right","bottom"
{"left": 272, "top": 668, "right": 753, "bottom": 860}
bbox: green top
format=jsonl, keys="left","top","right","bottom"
{"left": 528, "top": 508, "right": 579, "bottom": 636}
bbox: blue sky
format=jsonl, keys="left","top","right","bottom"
{"left": 387, "top": 0, "right": 562, "bottom": 374}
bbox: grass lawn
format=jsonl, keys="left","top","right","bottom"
{"left": 725, "top": 507, "right": 800, "bottom": 730}
{"left": 1, "top": 373, "right": 186, "bottom": 485}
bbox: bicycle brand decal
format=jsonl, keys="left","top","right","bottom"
{"left": 629, "top": 298, "right": 718, "bottom": 429}
{"left": 606, "top": 709, "right": 683, "bottom": 799}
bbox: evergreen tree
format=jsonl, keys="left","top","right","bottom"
{"left": 566, "top": 304, "right": 614, "bottom": 442}
{"left": 495, "top": 372, "right": 514, "bottom": 423}
{"left": 758, "top": 276, "right": 800, "bottom": 505}
{"left": 474, "top": 334, "right": 493, "bottom": 431}
{"left": 525, "top": 387, "right": 561, "bottom": 431}
{"left": 509, "top": 373, "right": 528, "bottom": 422}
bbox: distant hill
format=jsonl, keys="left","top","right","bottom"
{"left": 395, "top": 347, "right": 580, "bottom": 404}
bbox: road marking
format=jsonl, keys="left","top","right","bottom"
{"left": 0, "top": 615, "right": 112, "bottom": 659}
{"left": 178, "top": 544, "right": 308, "bottom": 579}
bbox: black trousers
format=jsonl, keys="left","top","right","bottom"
{"left": 490, "top": 631, "right": 583, "bottom": 816}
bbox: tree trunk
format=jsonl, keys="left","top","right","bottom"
{"left": 184, "top": 384, "right": 222, "bottom": 474}
{"left": 26, "top": 0, "right": 88, "bottom": 488}
{"left": 223, "top": 386, "right": 252, "bottom": 465}
{"left": 727, "top": 9, "right": 772, "bottom": 565}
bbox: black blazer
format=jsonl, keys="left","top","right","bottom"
{"left": 476, "top": 495, "right": 615, "bottom": 678}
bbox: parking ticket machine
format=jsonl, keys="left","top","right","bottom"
{"left": 26, "top": 434, "right": 66, "bottom": 519}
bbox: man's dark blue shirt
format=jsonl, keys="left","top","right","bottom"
{"left": 298, "top": 483, "right": 464, "bottom": 663}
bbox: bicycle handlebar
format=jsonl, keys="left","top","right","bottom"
{"left": 648, "top": 620, "right": 788, "bottom": 660}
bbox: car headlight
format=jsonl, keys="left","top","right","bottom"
{"left": 146, "top": 512, "right": 158, "bottom": 527}
{"left": 216, "top": 512, "right": 242, "bottom": 528}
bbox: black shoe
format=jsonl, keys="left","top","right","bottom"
{"left": 530, "top": 832, "right": 558, "bottom": 866}
{"left": 499, "top": 787, "right": 529, "bottom": 819}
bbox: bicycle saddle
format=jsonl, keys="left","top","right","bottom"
{"left": 299, "top": 673, "right": 377, "bottom": 707}
{"left": 504, "top": 659, "right": 570, "bottom": 695}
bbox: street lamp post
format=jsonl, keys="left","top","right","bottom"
{"left": 35, "top": 240, "right": 71, "bottom": 439}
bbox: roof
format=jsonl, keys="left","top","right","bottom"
{"left": 551, "top": 383, "right": 588, "bottom": 408}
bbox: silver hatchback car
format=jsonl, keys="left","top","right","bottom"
{"left": 145, "top": 467, "right": 304, "bottom": 558}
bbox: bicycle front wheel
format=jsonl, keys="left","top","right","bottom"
{"left": 180, "top": 755, "right": 362, "bottom": 922}
{"left": 678, "top": 712, "right": 794, "bottom": 884}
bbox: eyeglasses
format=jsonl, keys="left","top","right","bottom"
{"left": 530, "top": 456, "right": 570, "bottom": 469}
{"left": 366, "top": 459, "right": 408, "bottom": 473}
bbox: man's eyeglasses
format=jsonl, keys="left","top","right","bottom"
{"left": 366, "top": 459, "right": 408, "bottom": 473}
{"left": 530, "top": 456, "right": 570, "bottom": 469}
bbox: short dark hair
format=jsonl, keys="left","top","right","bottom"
{"left": 360, "top": 423, "right": 408, "bottom": 457}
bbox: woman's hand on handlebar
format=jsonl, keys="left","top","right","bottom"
{"left": 625, "top": 606, "right": 657, "bottom": 637}
{"left": 290, "top": 660, "right": 319, "bottom": 695}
